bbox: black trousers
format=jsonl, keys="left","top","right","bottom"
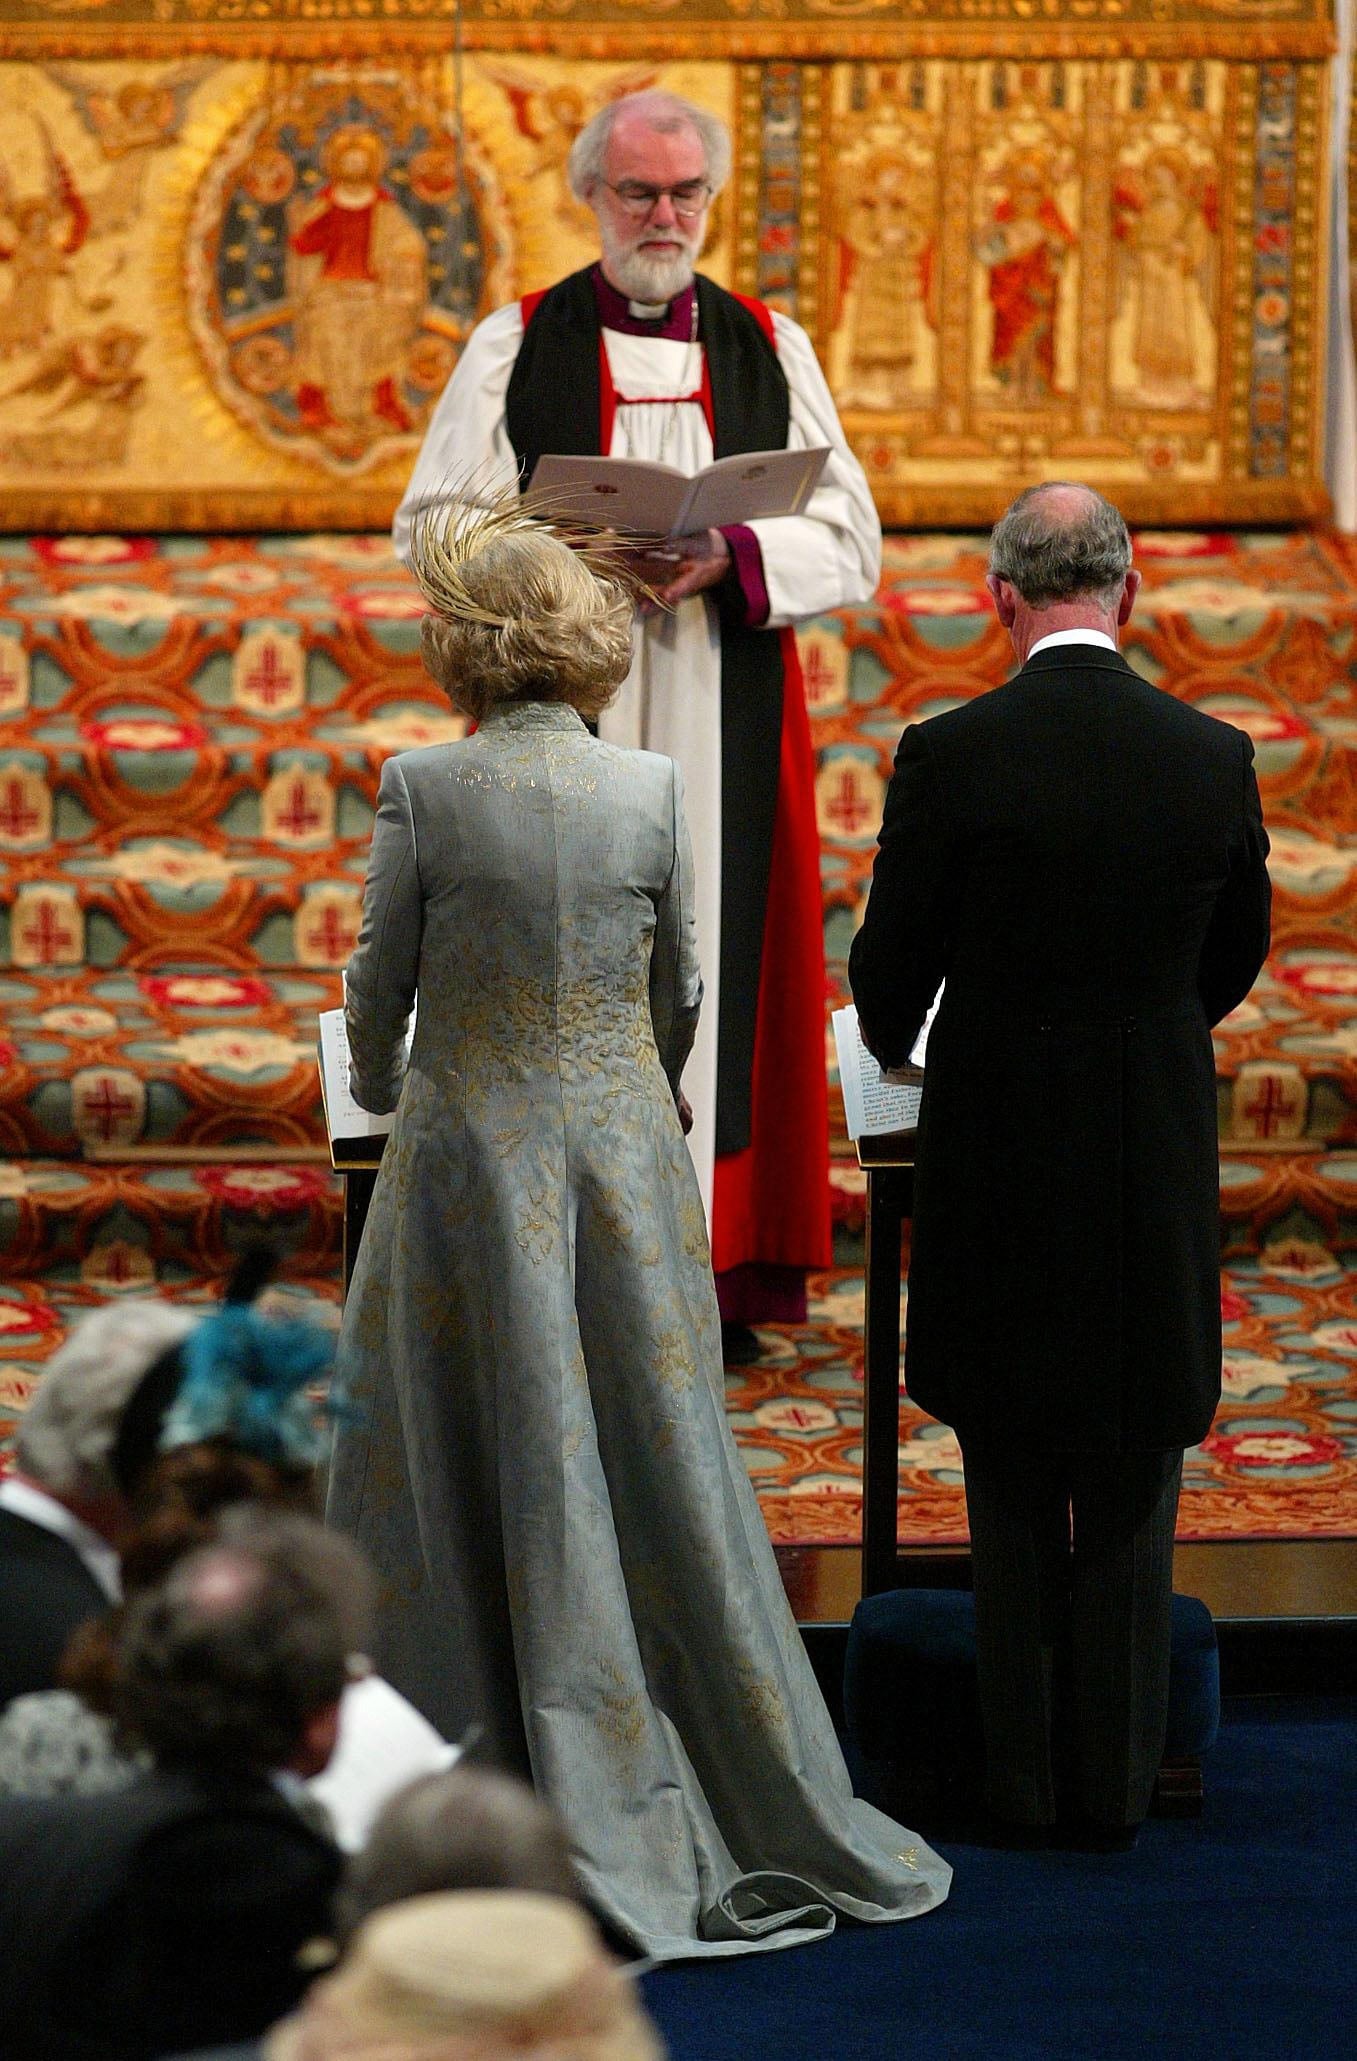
{"left": 958, "top": 1440, "right": 1183, "bottom": 1828}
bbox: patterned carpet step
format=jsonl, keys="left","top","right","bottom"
{"left": 4, "top": 1255, "right": 1352, "bottom": 1550}
{"left": 0, "top": 967, "right": 339, "bottom": 1156}
{"left": 731, "top": 1257, "right": 1357, "bottom": 1548}
{"left": 0, "top": 1160, "right": 341, "bottom": 1284}
{"left": 1211, "top": 945, "right": 1357, "bottom": 1145}
{"left": 827, "top": 1150, "right": 1357, "bottom": 1259}
{"left": 1, "top": 836, "right": 371, "bottom": 975}
{"left": 823, "top": 949, "right": 1357, "bottom": 1176}
{"left": 0, "top": 711, "right": 465, "bottom": 853}
{"left": 1, "top": 690, "right": 1351, "bottom": 855}
{"left": 0, "top": 532, "right": 427, "bottom": 699}
{"left": 1218, "top": 1151, "right": 1357, "bottom": 1256}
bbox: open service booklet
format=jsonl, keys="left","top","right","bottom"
{"left": 529, "top": 446, "right": 830, "bottom": 538}
{"left": 831, "top": 988, "right": 942, "bottom": 1142}
{"left": 317, "top": 997, "right": 414, "bottom": 1162}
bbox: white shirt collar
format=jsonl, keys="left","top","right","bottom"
{"left": 0, "top": 1477, "right": 122, "bottom": 1601}
{"left": 1026, "top": 628, "right": 1118, "bottom": 659}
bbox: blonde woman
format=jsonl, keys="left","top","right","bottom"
{"left": 327, "top": 506, "right": 949, "bottom": 1959}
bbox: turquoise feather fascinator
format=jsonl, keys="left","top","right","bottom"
{"left": 159, "top": 1249, "right": 343, "bottom": 1470}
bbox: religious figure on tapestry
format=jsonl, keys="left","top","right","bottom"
{"left": 45, "top": 64, "right": 212, "bottom": 236}
{"left": 832, "top": 146, "right": 938, "bottom": 409}
{"left": 479, "top": 61, "right": 659, "bottom": 236}
{"left": 1112, "top": 146, "right": 1218, "bottom": 406}
{"left": 190, "top": 82, "right": 489, "bottom": 473}
{"left": 976, "top": 146, "right": 1077, "bottom": 404}
{"left": 0, "top": 324, "right": 146, "bottom": 466}
{"left": 0, "top": 126, "right": 90, "bottom": 359}
{"left": 285, "top": 125, "right": 428, "bottom": 439}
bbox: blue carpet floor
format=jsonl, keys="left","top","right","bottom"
{"left": 642, "top": 1699, "right": 1356, "bottom": 2061}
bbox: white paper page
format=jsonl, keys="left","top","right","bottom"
{"left": 528, "top": 454, "right": 690, "bottom": 534}
{"left": 675, "top": 446, "right": 830, "bottom": 532}
{"left": 885, "top": 982, "right": 944, "bottom": 1077}
{"left": 318, "top": 1008, "right": 411, "bottom": 1148}
{"left": 308, "top": 1673, "right": 460, "bottom": 1853}
{"left": 832, "top": 1004, "right": 922, "bottom": 1140}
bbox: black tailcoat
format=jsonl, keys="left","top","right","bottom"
{"left": 850, "top": 645, "right": 1271, "bottom": 1452}
{"left": 0, "top": 1505, "right": 109, "bottom": 1708}
{"left": 0, "top": 1764, "right": 341, "bottom": 2058}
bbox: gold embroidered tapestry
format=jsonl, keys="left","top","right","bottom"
{"left": 0, "top": 3, "right": 1335, "bottom": 529}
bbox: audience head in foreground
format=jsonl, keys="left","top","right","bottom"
{"left": 338, "top": 1763, "right": 580, "bottom": 1942}
{"left": 113, "top": 1507, "right": 372, "bottom": 1778}
{"left": 15, "top": 1298, "right": 197, "bottom": 1526}
{"left": 413, "top": 497, "right": 635, "bottom": 725}
{"left": 985, "top": 480, "right": 1141, "bottom": 662}
{"left": 268, "top": 1891, "right": 666, "bottom": 2061}
{"left": 0, "top": 1510, "right": 372, "bottom": 2059}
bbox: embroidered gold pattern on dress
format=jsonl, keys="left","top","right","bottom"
{"left": 329, "top": 706, "right": 950, "bottom": 1954}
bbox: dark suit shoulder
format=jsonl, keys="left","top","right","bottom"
{"left": 918, "top": 649, "right": 1247, "bottom": 766}
{"left": 0, "top": 1510, "right": 109, "bottom": 1707}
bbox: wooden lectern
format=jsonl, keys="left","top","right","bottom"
{"left": 335, "top": 1147, "right": 381, "bottom": 1293}
{"left": 317, "top": 1026, "right": 387, "bottom": 1290}
{"left": 857, "top": 1130, "right": 917, "bottom": 1599}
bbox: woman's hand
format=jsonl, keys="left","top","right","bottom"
{"left": 677, "top": 1092, "right": 694, "bottom": 1136}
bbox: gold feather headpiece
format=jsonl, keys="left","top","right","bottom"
{"left": 408, "top": 472, "right": 653, "bottom": 628}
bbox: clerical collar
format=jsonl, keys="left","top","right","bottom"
{"left": 591, "top": 265, "right": 697, "bottom": 342}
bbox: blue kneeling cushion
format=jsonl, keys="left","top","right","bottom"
{"left": 844, "top": 1588, "right": 1220, "bottom": 1768}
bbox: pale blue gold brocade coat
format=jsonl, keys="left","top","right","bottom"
{"left": 328, "top": 700, "right": 949, "bottom": 1958}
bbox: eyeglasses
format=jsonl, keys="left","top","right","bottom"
{"left": 601, "top": 179, "right": 712, "bottom": 221}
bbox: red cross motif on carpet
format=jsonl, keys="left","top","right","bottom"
{"left": 297, "top": 889, "right": 361, "bottom": 967}
{"left": 11, "top": 888, "right": 83, "bottom": 968}
{"left": 816, "top": 757, "right": 882, "bottom": 841}
{"left": 0, "top": 641, "right": 31, "bottom": 715}
{"left": 232, "top": 631, "right": 305, "bottom": 718}
{"left": 71, "top": 1069, "right": 146, "bottom": 1150}
{"left": 0, "top": 767, "right": 49, "bottom": 848}
{"left": 265, "top": 769, "right": 334, "bottom": 845}
{"left": 1233, "top": 1065, "right": 1307, "bottom": 1143}
{"left": 798, "top": 629, "right": 848, "bottom": 712}
{"left": 80, "top": 1242, "right": 156, "bottom": 1291}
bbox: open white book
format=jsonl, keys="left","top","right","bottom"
{"left": 529, "top": 446, "right": 830, "bottom": 538}
{"left": 317, "top": 1005, "right": 413, "bottom": 1163}
{"left": 831, "top": 990, "right": 942, "bottom": 1142}
{"left": 308, "top": 1673, "right": 460, "bottom": 1853}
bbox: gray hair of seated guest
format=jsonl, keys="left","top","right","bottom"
{"left": 112, "top": 1507, "right": 373, "bottom": 1773}
{"left": 336, "top": 1767, "right": 580, "bottom": 1943}
{"left": 567, "top": 89, "right": 732, "bottom": 202}
{"left": 17, "top": 1300, "right": 198, "bottom": 1501}
{"left": 987, "top": 481, "right": 1133, "bottom": 610}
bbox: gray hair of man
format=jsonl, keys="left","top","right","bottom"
{"left": 987, "top": 481, "right": 1133, "bottom": 609}
{"left": 16, "top": 1299, "right": 198, "bottom": 1503}
{"left": 336, "top": 1766, "right": 580, "bottom": 1943}
{"left": 567, "top": 90, "right": 732, "bottom": 204}
{"left": 112, "top": 1506, "right": 374, "bottom": 1774}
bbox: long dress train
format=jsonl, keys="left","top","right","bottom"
{"left": 328, "top": 701, "right": 950, "bottom": 1958}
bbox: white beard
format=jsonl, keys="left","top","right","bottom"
{"left": 598, "top": 225, "right": 699, "bottom": 306}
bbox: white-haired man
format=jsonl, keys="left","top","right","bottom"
{"left": 0, "top": 1299, "right": 194, "bottom": 1708}
{"left": 396, "top": 90, "right": 881, "bottom": 1350}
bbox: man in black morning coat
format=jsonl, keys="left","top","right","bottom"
{"left": 850, "top": 483, "right": 1271, "bottom": 1840}
{"left": 0, "top": 1515, "right": 357, "bottom": 2060}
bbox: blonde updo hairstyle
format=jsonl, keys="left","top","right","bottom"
{"left": 412, "top": 500, "right": 635, "bottom": 726}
